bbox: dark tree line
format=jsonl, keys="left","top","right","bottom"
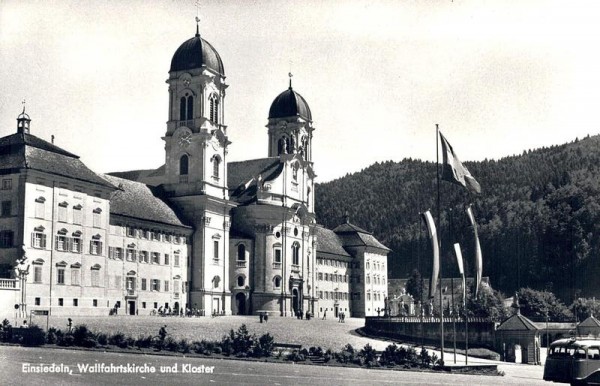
{"left": 316, "top": 135, "right": 600, "bottom": 304}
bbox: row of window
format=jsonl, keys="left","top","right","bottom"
{"left": 318, "top": 291, "right": 350, "bottom": 301}
{"left": 34, "top": 298, "right": 174, "bottom": 310}
{"left": 123, "top": 227, "right": 187, "bottom": 244}
{"left": 33, "top": 264, "right": 101, "bottom": 287}
{"left": 366, "top": 261, "right": 385, "bottom": 272}
{"left": 31, "top": 232, "right": 103, "bottom": 255}
{"left": 366, "top": 292, "right": 384, "bottom": 302}
{"left": 366, "top": 275, "right": 385, "bottom": 286}
{"left": 108, "top": 247, "right": 182, "bottom": 266}
{"left": 317, "top": 258, "right": 351, "bottom": 268}
{"left": 34, "top": 197, "right": 102, "bottom": 226}
{"left": 317, "top": 272, "right": 348, "bottom": 283}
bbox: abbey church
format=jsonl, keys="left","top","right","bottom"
{"left": 0, "top": 24, "right": 389, "bottom": 319}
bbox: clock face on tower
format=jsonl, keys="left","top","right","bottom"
{"left": 177, "top": 131, "right": 192, "bottom": 148}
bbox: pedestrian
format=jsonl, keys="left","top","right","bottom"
{"left": 67, "top": 318, "right": 73, "bottom": 332}
{"left": 322, "top": 309, "right": 327, "bottom": 320}
{"left": 342, "top": 312, "right": 345, "bottom": 323}
{"left": 264, "top": 312, "right": 269, "bottom": 323}
{"left": 259, "top": 312, "right": 264, "bottom": 323}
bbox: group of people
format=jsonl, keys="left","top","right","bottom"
{"left": 338, "top": 312, "right": 346, "bottom": 323}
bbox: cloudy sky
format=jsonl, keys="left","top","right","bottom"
{"left": 2, "top": 1, "right": 600, "bottom": 182}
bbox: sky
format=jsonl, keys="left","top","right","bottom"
{"left": 2, "top": 0, "right": 600, "bottom": 182}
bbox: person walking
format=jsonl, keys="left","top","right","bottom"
{"left": 322, "top": 309, "right": 327, "bottom": 320}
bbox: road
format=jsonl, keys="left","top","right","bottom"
{"left": 0, "top": 345, "right": 547, "bottom": 385}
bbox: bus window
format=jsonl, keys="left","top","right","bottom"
{"left": 574, "top": 348, "right": 586, "bottom": 359}
{"left": 588, "top": 347, "right": 600, "bottom": 360}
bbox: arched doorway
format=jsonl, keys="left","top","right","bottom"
{"left": 292, "top": 288, "right": 299, "bottom": 316}
{"left": 236, "top": 293, "right": 246, "bottom": 315}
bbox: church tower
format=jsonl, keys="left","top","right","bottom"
{"left": 161, "top": 20, "right": 232, "bottom": 315}
{"left": 267, "top": 76, "right": 314, "bottom": 163}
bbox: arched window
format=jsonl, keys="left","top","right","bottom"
{"left": 273, "top": 276, "right": 281, "bottom": 289}
{"left": 237, "top": 244, "right": 246, "bottom": 261}
{"left": 237, "top": 276, "right": 245, "bottom": 287}
{"left": 292, "top": 242, "right": 300, "bottom": 265}
{"left": 212, "top": 275, "right": 220, "bottom": 288}
{"left": 180, "top": 97, "right": 186, "bottom": 121}
{"left": 187, "top": 96, "right": 194, "bottom": 120}
{"left": 212, "top": 156, "right": 220, "bottom": 178}
{"left": 179, "top": 155, "right": 189, "bottom": 175}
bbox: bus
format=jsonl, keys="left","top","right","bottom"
{"left": 544, "top": 338, "right": 600, "bottom": 385}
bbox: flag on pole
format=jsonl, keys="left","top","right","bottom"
{"left": 466, "top": 205, "right": 483, "bottom": 298}
{"left": 453, "top": 243, "right": 466, "bottom": 306}
{"left": 421, "top": 210, "right": 440, "bottom": 299}
{"left": 439, "top": 132, "right": 481, "bottom": 194}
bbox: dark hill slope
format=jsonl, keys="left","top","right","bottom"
{"left": 315, "top": 135, "right": 600, "bottom": 301}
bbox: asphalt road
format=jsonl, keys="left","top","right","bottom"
{"left": 0, "top": 345, "right": 547, "bottom": 386}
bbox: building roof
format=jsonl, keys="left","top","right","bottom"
{"left": 103, "top": 174, "right": 190, "bottom": 228}
{"left": 332, "top": 221, "right": 372, "bottom": 234}
{"left": 496, "top": 312, "right": 539, "bottom": 331}
{"left": 170, "top": 34, "right": 224, "bottom": 75}
{"left": 227, "top": 158, "right": 282, "bottom": 203}
{"left": 313, "top": 226, "right": 351, "bottom": 257}
{"left": 268, "top": 87, "right": 312, "bottom": 121}
{"left": 579, "top": 315, "right": 600, "bottom": 328}
{"left": 0, "top": 132, "right": 115, "bottom": 189}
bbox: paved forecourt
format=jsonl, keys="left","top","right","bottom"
{"left": 0, "top": 345, "right": 547, "bottom": 386}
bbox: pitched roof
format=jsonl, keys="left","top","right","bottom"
{"left": 333, "top": 221, "right": 391, "bottom": 252}
{"left": 108, "top": 168, "right": 160, "bottom": 182}
{"left": 228, "top": 158, "right": 281, "bottom": 189}
{"left": 103, "top": 174, "right": 190, "bottom": 228}
{"left": 228, "top": 158, "right": 282, "bottom": 203}
{"left": 333, "top": 221, "right": 371, "bottom": 234}
{"left": 313, "top": 226, "right": 351, "bottom": 257}
{"left": 579, "top": 315, "right": 600, "bottom": 328}
{"left": 496, "top": 312, "right": 539, "bottom": 331}
{"left": 0, "top": 132, "right": 115, "bottom": 188}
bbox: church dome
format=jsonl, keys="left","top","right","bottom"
{"left": 268, "top": 87, "right": 312, "bottom": 121}
{"left": 170, "top": 34, "right": 224, "bottom": 75}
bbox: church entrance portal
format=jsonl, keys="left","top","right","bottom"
{"left": 236, "top": 293, "right": 246, "bottom": 315}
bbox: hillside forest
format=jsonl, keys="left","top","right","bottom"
{"left": 315, "top": 134, "right": 600, "bottom": 303}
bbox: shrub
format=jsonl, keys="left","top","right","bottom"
{"left": 286, "top": 350, "right": 306, "bottom": 362}
{"left": 46, "top": 327, "right": 59, "bottom": 344}
{"left": 220, "top": 335, "right": 233, "bottom": 356}
{"left": 231, "top": 325, "right": 255, "bottom": 355}
{"left": 380, "top": 344, "right": 399, "bottom": 366}
{"left": 72, "top": 325, "right": 97, "bottom": 348}
{"left": 135, "top": 335, "right": 153, "bottom": 350}
{"left": 59, "top": 333, "right": 75, "bottom": 347}
{"left": 323, "top": 349, "right": 333, "bottom": 363}
{"left": 179, "top": 339, "right": 191, "bottom": 354}
{"left": 254, "top": 333, "right": 274, "bottom": 357}
{"left": 21, "top": 325, "right": 46, "bottom": 346}
{"left": 359, "top": 344, "right": 379, "bottom": 367}
{"left": 335, "top": 344, "right": 358, "bottom": 364}
{"left": 165, "top": 336, "right": 179, "bottom": 352}
{"left": 419, "top": 347, "right": 432, "bottom": 367}
{"left": 309, "top": 346, "right": 324, "bottom": 357}
{"left": 126, "top": 337, "right": 135, "bottom": 348}
{"left": 109, "top": 332, "right": 127, "bottom": 348}
{"left": 97, "top": 333, "right": 108, "bottom": 346}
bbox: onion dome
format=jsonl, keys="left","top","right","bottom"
{"left": 268, "top": 86, "right": 312, "bottom": 121}
{"left": 170, "top": 31, "right": 224, "bottom": 75}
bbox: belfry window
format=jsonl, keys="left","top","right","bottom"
{"left": 180, "top": 94, "right": 194, "bottom": 121}
{"left": 180, "top": 97, "right": 186, "bottom": 121}
{"left": 209, "top": 94, "right": 219, "bottom": 124}
{"left": 187, "top": 96, "right": 194, "bottom": 120}
{"left": 179, "top": 155, "right": 189, "bottom": 175}
{"left": 292, "top": 242, "right": 300, "bottom": 265}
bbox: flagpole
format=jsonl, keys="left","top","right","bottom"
{"left": 452, "top": 276, "right": 456, "bottom": 364}
{"left": 436, "top": 123, "right": 444, "bottom": 365}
